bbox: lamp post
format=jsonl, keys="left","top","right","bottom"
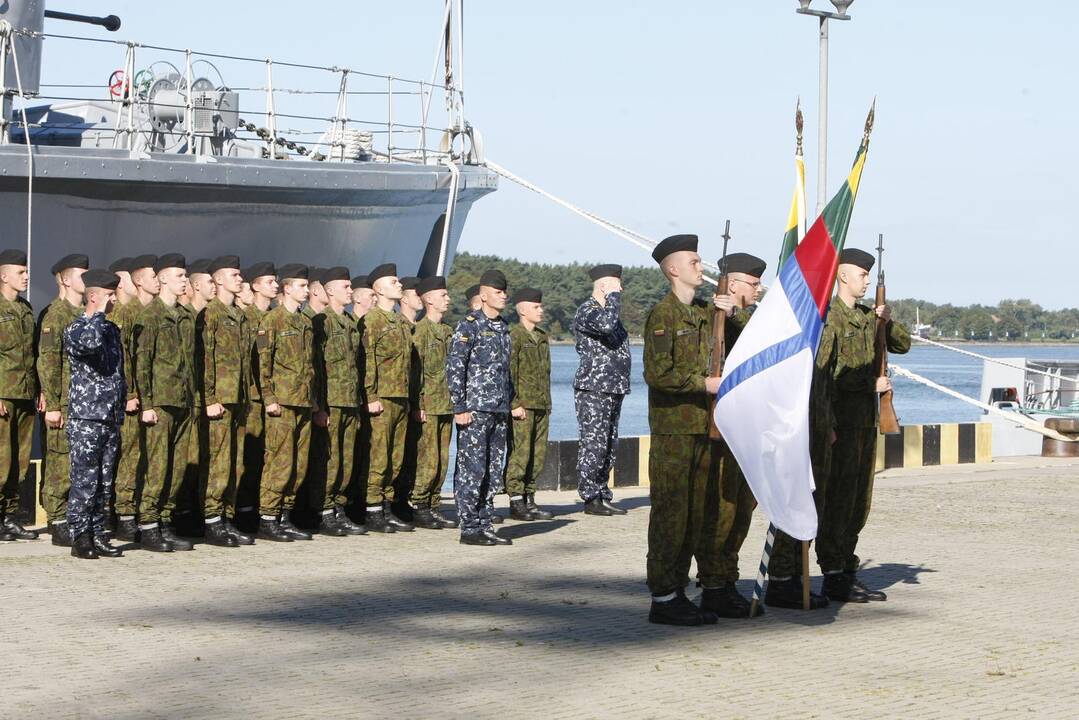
{"left": 796, "top": 0, "right": 853, "bottom": 215}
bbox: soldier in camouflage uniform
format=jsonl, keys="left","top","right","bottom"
{"left": 111, "top": 254, "right": 159, "bottom": 542}
{"left": 407, "top": 276, "right": 457, "bottom": 530}
{"left": 198, "top": 255, "right": 254, "bottom": 547}
{"left": 300, "top": 268, "right": 329, "bottom": 524}
{"left": 504, "top": 287, "right": 554, "bottom": 522}
{"left": 310, "top": 266, "right": 366, "bottom": 537}
{"left": 361, "top": 263, "right": 415, "bottom": 533}
{"left": 346, "top": 274, "right": 374, "bottom": 526}
{"left": 175, "top": 259, "right": 211, "bottom": 532}
{"left": 447, "top": 269, "right": 514, "bottom": 547}
{"left": 572, "top": 264, "right": 631, "bottom": 516}
{"left": 64, "top": 269, "right": 126, "bottom": 559}
{"left": 816, "top": 248, "right": 910, "bottom": 604}
{"left": 37, "top": 253, "right": 89, "bottom": 546}
{"left": 257, "top": 264, "right": 323, "bottom": 542}
{"left": 0, "top": 249, "right": 39, "bottom": 541}
{"left": 392, "top": 276, "right": 424, "bottom": 521}
{"left": 642, "top": 235, "right": 727, "bottom": 626}
{"left": 238, "top": 262, "right": 277, "bottom": 529}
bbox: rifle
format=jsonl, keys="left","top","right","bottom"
{"left": 708, "top": 220, "right": 731, "bottom": 441}
{"left": 873, "top": 232, "right": 901, "bottom": 434}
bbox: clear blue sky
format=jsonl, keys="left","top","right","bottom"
{"left": 36, "top": 1, "right": 1079, "bottom": 308}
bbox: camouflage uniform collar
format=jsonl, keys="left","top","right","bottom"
{"left": 829, "top": 296, "right": 870, "bottom": 326}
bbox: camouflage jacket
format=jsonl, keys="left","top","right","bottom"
{"left": 64, "top": 312, "right": 126, "bottom": 424}
{"left": 108, "top": 299, "right": 142, "bottom": 402}
{"left": 572, "top": 291, "right": 631, "bottom": 395}
{"left": 201, "top": 298, "right": 248, "bottom": 406}
{"left": 258, "top": 305, "right": 318, "bottom": 408}
{"left": 244, "top": 305, "right": 267, "bottom": 402}
{"left": 0, "top": 294, "right": 37, "bottom": 401}
{"left": 447, "top": 311, "right": 513, "bottom": 414}
{"left": 362, "top": 305, "right": 412, "bottom": 402}
{"left": 643, "top": 291, "right": 713, "bottom": 435}
{"left": 411, "top": 316, "right": 453, "bottom": 415}
{"left": 179, "top": 303, "right": 201, "bottom": 406}
{"left": 510, "top": 324, "right": 551, "bottom": 410}
{"left": 824, "top": 298, "right": 911, "bottom": 429}
{"left": 37, "top": 297, "right": 83, "bottom": 410}
{"left": 315, "top": 309, "right": 360, "bottom": 408}
{"left": 134, "top": 297, "right": 195, "bottom": 409}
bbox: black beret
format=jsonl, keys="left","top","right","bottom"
{"left": 651, "top": 234, "right": 698, "bottom": 264}
{"left": 154, "top": 253, "right": 186, "bottom": 273}
{"left": 367, "top": 263, "right": 398, "bottom": 285}
{"left": 82, "top": 268, "right": 120, "bottom": 291}
{"left": 351, "top": 275, "right": 370, "bottom": 290}
{"left": 107, "top": 256, "right": 133, "bottom": 273}
{"left": 838, "top": 248, "right": 875, "bottom": 272}
{"left": 187, "top": 258, "right": 213, "bottom": 275}
{"left": 511, "top": 287, "right": 542, "bottom": 304}
{"left": 724, "top": 252, "right": 767, "bottom": 278}
{"left": 588, "top": 264, "right": 622, "bottom": 281}
{"left": 0, "top": 249, "right": 28, "bottom": 266}
{"left": 277, "top": 263, "right": 309, "bottom": 281}
{"left": 130, "top": 254, "right": 158, "bottom": 272}
{"left": 479, "top": 269, "right": 508, "bottom": 291}
{"left": 50, "top": 253, "right": 90, "bottom": 275}
{"left": 465, "top": 284, "right": 480, "bottom": 301}
{"left": 321, "top": 266, "right": 351, "bottom": 284}
{"left": 399, "top": 276, "right": 420, "bottom": 291}
{"left": 307, "top": 267, "right": 326, "bottom": 284}
{"left": 209, "top": 255, "right": 241, "bottom": 274}
{"left": 243, "top": 262, "right": 276, "bottom": 283}
{"left": 416, "top": 276, "right": 447, "bottom": 295}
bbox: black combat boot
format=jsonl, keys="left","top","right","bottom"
{"left": 139, "top": 525, "right": 174, "bottom": 552}
{"left": 600, "top": 498, "right": 627, "bottom": 515}
{"left": 382, "top": 503, "right": 414, "bottom": 532}
{"left": 700, "top": 583, "right": 754, "bottom": 619}
{"left": 489, "top": 511, "right": 504, "bottom": 525}
{"left": 649, "top": 591, "right": 713, "bottom": 627}
{"left": 92, "top": 535, "right": 123, "bottom": 557}
{"left": 509, "top": 497, "right": 535, "bottom": 521}
{"left": 70, "top": 532, "right": 99, "bottom": 559}
{"left": 482, "top": 529, "right": 512, "bottom": 546}
{"left": 0, "top": 527, "right": 14, "bottom": 541}
{"left": 49, "top": 521, "right": 72, "bottom": 547}
{"left": 459, "top": 531, "right": 496, "bottom": 546}
{"left": 204, "top": 519, "right": 240, "bottom": 547}
{"left": 365, "top": 508, "right": 396, "bottom": 534}
{"left": 583, "top": 497, "right": 613, "bottom": 516}
{"left": 114, "top": 517, "right": 139, "bottom": 542}
{"left": 764, "top": 577, "right": 829, "bottom": 610}
{"left": 524, "top": 493, "right": 553, "bottom": 520}
{"left": 279, "top": 510, "right": 313, "bottom": 540}
{"left": 411, "top": 507, "right": 443, "bottom": 530}
{"left": 160, "top": 522, "right": 194, "bottom": 551}
{"left": 334, "top": 506, "right": 367, "bottom": 535}
{"left": 431, "top": 507, "right": 458, "bottom": 529}
{"left": 318, "top": 511, "right": 347, "bottom": 537}
{"left": 257, "top": 517, "right": 293, "bottom": 542}
{"left": 224, "top": 518, "right": 255, "bottom": 545}
{"left": 2, "top": 515, "right": 39, "bottom": 540}
{"left": 846, "top": 571, "right": 887, "bottom": 601}
{"left": 822, "top": 572, "right": 870, "bottom": 603}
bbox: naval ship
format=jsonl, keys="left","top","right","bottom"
{"left": 0, "top": 1, "right": 497, "bottom": 305}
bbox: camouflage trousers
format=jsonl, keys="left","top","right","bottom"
{"left": 393, "top": 416, "right": 422, "bottom": 508}
{"left": 0, "top": 399, "right": 34, "bottom": 517}
{"left": 113, "top": 408, "right": 143, "bottom": 517}
{"left": 238, "top": 399, "right": 263, "bottom": 513}
{"left": 769, "top": 431, "right": 833, "bottom": 578}
{"left": 259, "top": 405, "right": 311, "bottom": 516}
{"left": 365, "top": 397, "right": 408, "bottom": 505}
{"left": 138, "top": 406, "right": 192, "bottom": 524}
{"left": 65, "top": 418, "right": 119, "bottom": 539}
{"left": 409, "top": 413, "right": 453, "bottom": 509}
{"left": 453, "top": 411, "right": 507, "bottom": 536}
{"left": 646, "top": 434, "right": 724, "bottom": 595}
{"left": 177, "top": 404, "right": 207, "bottom": 520}
{"left": 41, "top": 414, "right": 72, "bottom": 522}
{"left": 574, "top": 390, "right": 624, "bottom": 502}
{"left": 349, "top": 413, "right": 371, "bottom": 506}
{"left": 504, "top": 408, "right": 549, "bottom": 496}
{"left": 308, "top": 406, "right": 357, "bottom": 511}
{"left": 817, "top": 427, "right": 876, "bottom": 573}
{"left": 709, "top": 442, "right": 756, "bottom": 582}
{"left": 202, "top": 403, "right": 245, "bottom": 518}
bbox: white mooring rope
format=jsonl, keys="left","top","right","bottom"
{"left": 910, "top": 335, "right": 1078, "bottom": 385}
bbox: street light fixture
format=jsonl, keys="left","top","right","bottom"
{"left": 795, "top": 0, "right": 853, "bottom": 214}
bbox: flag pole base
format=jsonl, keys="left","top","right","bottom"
{"left": 801, "top": 541, "right": 811, "bottom": 610}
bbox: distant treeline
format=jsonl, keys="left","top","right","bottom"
{"left": 447, "top": 253, "right": 1079, "bottom": 342}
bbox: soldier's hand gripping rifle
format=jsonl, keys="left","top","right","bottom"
{"left": 708, "top": 220, "right": 731, "bottom": 441}
{"left": 873, "top": 232, "right": 901, "bottom": 434}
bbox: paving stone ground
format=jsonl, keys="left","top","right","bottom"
{"left": 3, "top": 455, "right": 1078, "bottom": 719}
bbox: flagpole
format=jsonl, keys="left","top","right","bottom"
{"left": 748, "top": 523, "right": 776, "bottom": 619}
{"left": 801, "top": 541, "right": 811, "bottom": 610}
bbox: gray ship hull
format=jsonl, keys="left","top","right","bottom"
{"left": 0, "top": 145, "right": 497, "bottom": 304}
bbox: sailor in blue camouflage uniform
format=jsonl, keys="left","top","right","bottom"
{"left": 447, "top": 269, "right": 514, "bottom": 546}
{"left": 64, "top": 269, "right": 127, "bottom": 559}
{"left": 572, "top": 264, "right": 631, "bottom": 515}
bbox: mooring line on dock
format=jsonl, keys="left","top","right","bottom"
{"left": 909, "top": 335, "right": 1078, "bottom": 385}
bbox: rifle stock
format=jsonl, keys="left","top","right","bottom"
{"left": 708, "top": 274, "right": 728, "bottom": 441}
{"left": 873, "top": 282, "right": 900, "bottom": 434}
